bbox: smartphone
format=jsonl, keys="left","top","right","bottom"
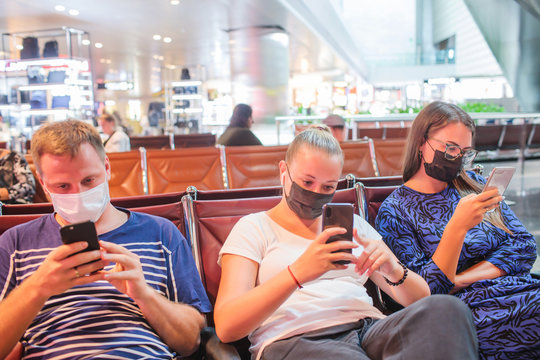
{"left": 482, "top": 167, "right": 516, "bottom": 195}
{"left": 60, "top": 220, "right": 102, "bottom": 268}
{"left": 322, "top": 203, "right": 354, "bottom": 265}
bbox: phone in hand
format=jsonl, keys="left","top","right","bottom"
{"left": 482, "top": 167, "right": 516, "bottom": 195}
{"left": 322, "top": 203, "right": 354, "bottom": 265}
{"left": 60, "top": 220, "right": 102, "bottom": 269}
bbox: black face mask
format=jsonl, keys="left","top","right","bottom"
{"left": 284, "top": 168, "right": 335, "bottom": 220}
{"left": 424, "top": 149, "right": 462, "bottom": 183}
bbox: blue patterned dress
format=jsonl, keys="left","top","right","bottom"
{"left": 376, "top": 172, "right": 540, "bottom": 360}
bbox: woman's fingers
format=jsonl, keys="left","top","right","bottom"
{"left": 315, "top": 227, "right": 347, "bottom": 244}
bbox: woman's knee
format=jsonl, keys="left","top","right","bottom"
{"left": 411, "top": 295, "right": 473, "bottom": 325}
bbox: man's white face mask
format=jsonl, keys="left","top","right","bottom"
{"left": 47, "top": 181, "right": 110, "bottom": 224}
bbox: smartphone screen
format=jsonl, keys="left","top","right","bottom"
{"left": 482, "top": 167, "right": 516, "bottom": 195}
{"left": 322, "top": 203, "right": 353, "bottom": 265}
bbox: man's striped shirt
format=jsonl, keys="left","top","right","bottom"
{"left": 0, "top": 210, "right": 211, "bottom": 359}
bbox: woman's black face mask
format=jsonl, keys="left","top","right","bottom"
{"left": 423, "top": 149, "right": 463, "bottom": 183}
{"left": 284, "top": 166, "right": 335, "bottom": 220}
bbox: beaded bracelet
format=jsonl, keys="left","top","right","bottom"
{"left": 287, "top": 265, "right": 303, "bottom": 289}
{"left": 384, "top": 260, "right": 408, "bottom": 286}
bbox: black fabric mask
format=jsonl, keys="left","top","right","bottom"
{"left": 424, "top": 149, "right": 462, "bottom": 183}
{"left": 284, "top": 168, "right": 335, "bottom": 220}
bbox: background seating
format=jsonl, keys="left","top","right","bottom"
{"left": 20, "top": 139, "right": 410, "bottom": 203}
{"left": 340, "top": 140, "right": 378, "bottom": 178}
{"left": 223, "top": 145, "right": 288, "bottom": 189}
{"left": 107, "top": 150, "right": 146, "bottom": 197}
{"left": 372, "top": 139, "right": 406, "bottom": 176}
{"left": 146, "top": 147, "right": 224, "bottom": 193}
{"left": 130, "top": 135, "right": 170, "bottom": 149}
{"left": 129, "top": 133, "right": 216, "bottom": 150}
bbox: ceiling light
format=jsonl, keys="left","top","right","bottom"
{"left": 163, "top": 37, "right": 172, "bottom": 43}
{"left": 55, "top": 5, "right": 65, "bottom": 11}
{"left": 95, "top": 43, "right": 103, "bottom": 48}
{"left": 153, "top": 34, "right": 162, "bottom": 41}
{"left": 82, "top": 39, "right": 91, "bottom": 46}
{"left": 170, "top": 0, "right": 180, "bottom": 5}
{"left": 68, "top": 9, "right": 79, "bottom": 16}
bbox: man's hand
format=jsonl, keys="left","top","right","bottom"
{"left": 26, "top": 241, "right": 106, "bottom": 300}
{"left": 99, "top": 240, "right": 153, "bottom": 301}
{"left": 98, "top": 240, "right": 205, "bottom": 355}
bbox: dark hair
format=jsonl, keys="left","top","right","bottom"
{"left": 403, "top": 101, "right": 510, "bottom": 234}
{"left": 403, "top": 101, "right": 475, "bottom": 182}
{"left": 229, "top": 104, "right": 253, "bottom": 128}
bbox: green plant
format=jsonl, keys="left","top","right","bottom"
{"left": 458, "top": 102, "right": 505, "bottom": 112}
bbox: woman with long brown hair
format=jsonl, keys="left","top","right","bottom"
{"left": 376, "top": 101, "right": 540, "bottom": 359}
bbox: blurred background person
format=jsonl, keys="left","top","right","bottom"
{"left": 217, "top": 103, "right": 263, "bottom": 146}
{"left": 322, "top": 114, "right": 347, "bottom": 142}
{"left": 0, "top": 147, "right": 35, "bottom": 204}
{"left": 98, "top": 113, "right": 131, "bottom": 153}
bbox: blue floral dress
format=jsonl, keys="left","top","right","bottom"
{"left": 376, "top": 172, "right": 540, "bottom": 360}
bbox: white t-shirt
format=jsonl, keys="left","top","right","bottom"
{"left": 219, "top": 212, "right": 385, "bottom": 359}
{"left": 104, "top": 129, "right": 131, "bottom": 153}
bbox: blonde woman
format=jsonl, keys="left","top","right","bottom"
{"left": 215, "top": 126, "right": 478, "bottom": 360}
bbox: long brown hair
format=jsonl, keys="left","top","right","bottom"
{"left": 403, "top": 101, "right": 511, "bottom": 234}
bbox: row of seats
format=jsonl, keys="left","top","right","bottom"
{"left": 0, "top": 133, "right": 217, "bottom": 153}
{"left": 0, "top": 175, "right": 403, "bottom": 359}
{"left": 22, "top": 139, "right": 407, "bottom": 202}
{"left": 353, "top": 122, "right": 540, "bottom": 159}
{"left": 475, "top": 123, "right": 540, "bottom": 158}
{"left": 129, "top": 133, "right": 216, "bottom": 149}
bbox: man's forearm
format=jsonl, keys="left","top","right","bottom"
{"left": 0, "top": 280, "right": 47, "bottom": 358}
{"left": 134, "top": 287, "right": 206, "bottom": 356}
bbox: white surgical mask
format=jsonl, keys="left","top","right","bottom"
{"left": 47, "top": 181, "right": 110, "bottom": 224}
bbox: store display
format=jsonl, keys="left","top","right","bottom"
{"left": 51, "top": 95, "right": 70, "bottom": 108}
{"left": 47, "top": 70, "right": 66, "bottom": 83}
{"left": 165, "top": 76, "right": 203, "bottom": 133}
{"left": 30, "top": 91, "right": 47, "bottom": 109}
{"left": 27, "top": 66, "right": 45, "bottom": 84}
{"left": 43, "top": 40, "right": 58, "bottom": 58}
{"left": 1, "top": 28, "right": 94, "bottom": 137}
{"left": 20, "top": 37, "right": 39, "bottom": 59}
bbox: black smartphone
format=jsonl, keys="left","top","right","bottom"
{"left": 322, "top": 203, "right": 354, "bottom": 265}
{"left": 482, "top": 167, "right": 515, "bottom": 195}
{"left": 60, "top": 220, "right": 102, "bottom": 268}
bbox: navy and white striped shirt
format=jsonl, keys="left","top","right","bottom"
{"left": 0, "top": 210, "right": 211, "bottom": 359}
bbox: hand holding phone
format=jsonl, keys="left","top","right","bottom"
{"left": 322, "top": 203, "right": 354, "bottom": 265}
{"left": 482, "top": 167, "right": 515, "bottom": 195}
{"left": 60, "top": 220, "right": 103, "bottom": 269}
